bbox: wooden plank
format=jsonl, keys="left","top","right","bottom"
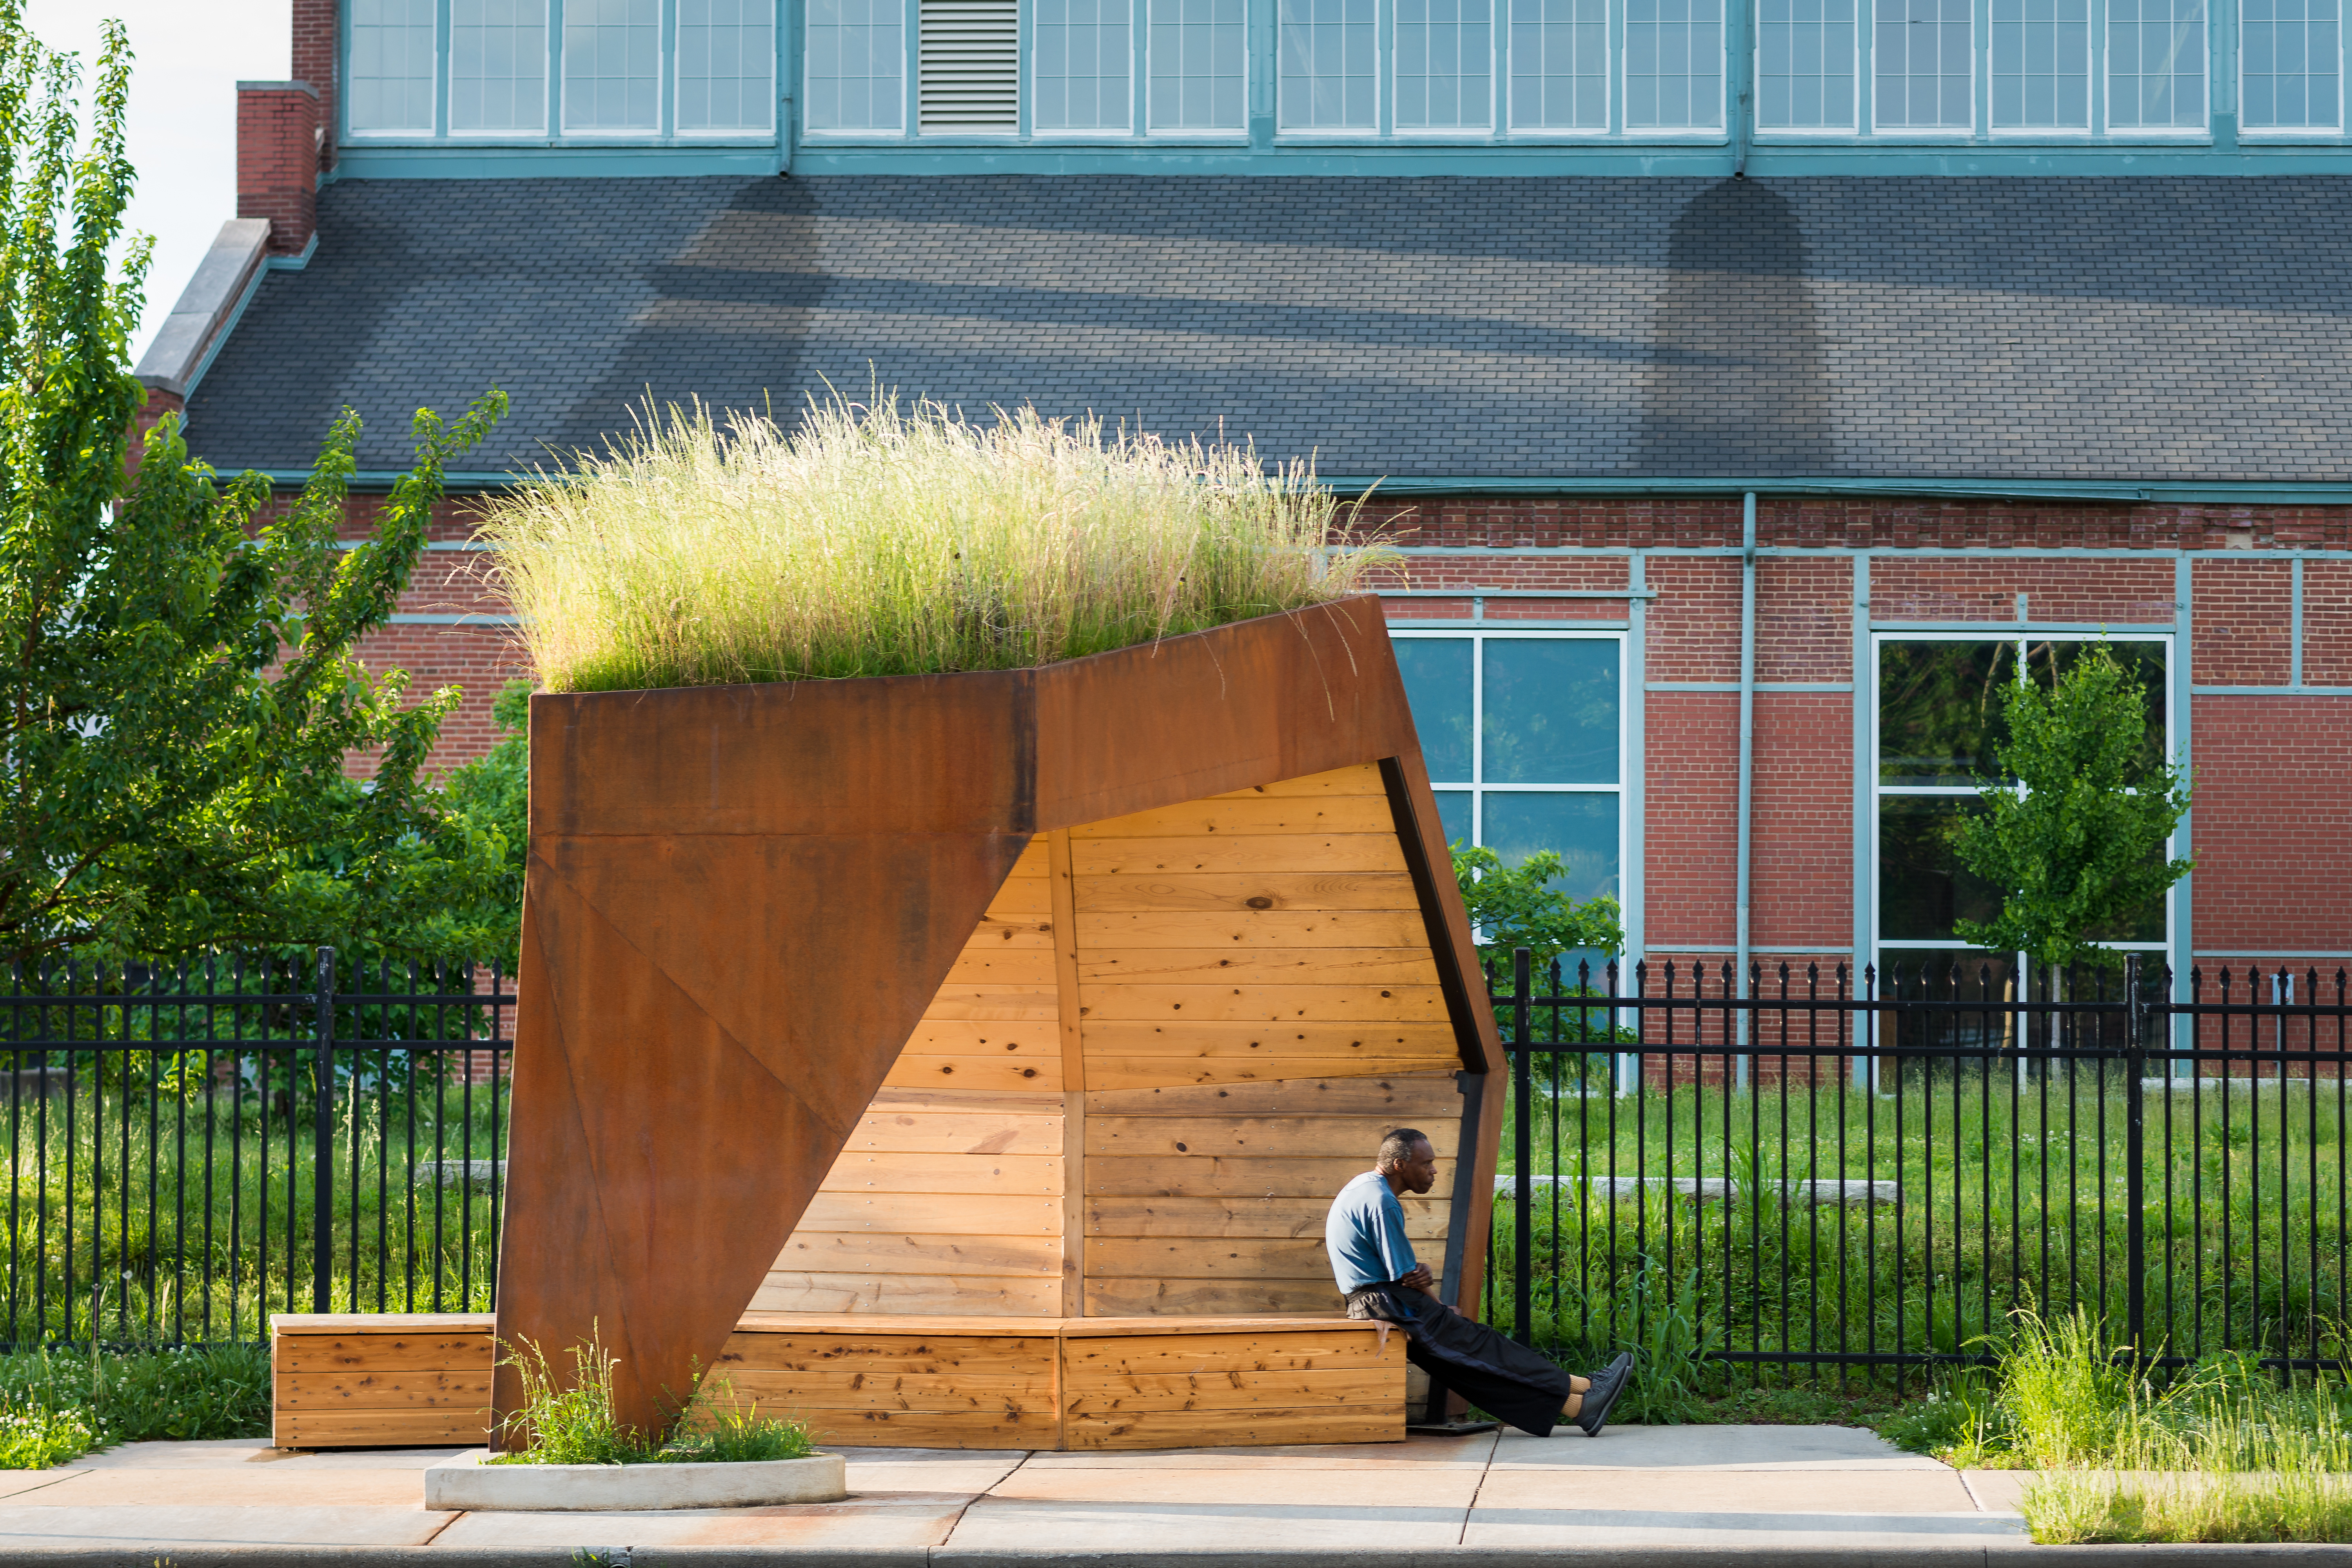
{"left": 1075, "top": 910, "right": 1434, "bottom": 950}
{"left": 1070, "top": 835, "right": 1408, "bottom": 877}
{"left": 965, "top": 915, "right": 1054, "bottom": 948}
{"left": 1085, "top": 1059, "right": 1462, "bottom": 1091}
{"left": 1060, "top": 1328, "right": 1388, "bottom": 1364}
{"left": 722, "top": 1370, "right": 1052, "bottom": 1413}
{"left": 944, "top": 949, "right": 1060, "bottom": 985}
{"left": 795, "top": 1192, "right": 1063, "bottom": 1235}
{"left": 1074, "top": 872, "right": 1421, "bottom": 913}
{"left": 276, "top": 1370, "right": 494, "bottom": 1409}
{"left": 1005, "top": 840, "right": 1053, "bottom": 878}
{"left": 273, "top": 1334, "right": 494, "bottom": 1374}
{"left": 1073, "top": 797, "right": 1398, "bottom": 839}
{"left": 1084, "top": 1075, "right": 1465, "bottom": 1118}
{"left": 1062, "top": 1367, "right": 1398, "bottom": 1412}
{"left": 276, "top": 1409, "right": 490, "bottom": 1448}
{"left": 750, "top": 1272, "right": 1065, "bottom": 1316}
{"left": 884, "top": 1055, "right": 1063, "bottom": 1092}
{"left": 1079, "top": 984, "right": 1448, "bottom": 1024}
{"left": 1203, "top": 766, "right": 1386, "bottom": 799}
{"left": 794, "top": 1408, "right": 1060, "bottom": 1448}
{"left": 1087, "top": 1116, "right": 1460, "bottom": 1160}
{"left": 1050, "top": 828, "right": 1088, "bottom": 1327}
{"left": 1082, "top": 1236, "right": 1334, "bottom": 1279}
{"left": 1079, "top": 1022, "right": 1461, "bottom": 1060}
{"left": 1079, "top": 949, "right": 1443, "bottom": 986}
{"left": 918, "top": 986, "right": 1063, "bottom": 1021}
{"left": 817, "top": 1152, "right": 1064, "bottom": 1195}
{"left": 272, "top": 1313, "right": 493, "bottom": 1332}
{"left": 1065, "top": 1406, "right": 1402, "bottom": 1450}
{"left": 1085, "top": 1195, "right": 1448, "bottom": 1240}
{"left": 1082, "top": 1278, "right": 1350, "bottom": 1316}
{"left": 730, "top": 1312, "right": 1063, "bottom": 1338}
{"left": 1087, "top": 1155, "right": 1452, "bottom": 1197}
{"left": 840, "top": 1110, "right": 1065, "bottom": 1156}
{"left": 901, "top": 1021, "right": 1063, "bottom": 1055}
{"left": 773, "top": 1231, "right": 1063, "bottom": 1276}
{"left": 868, "top": 1085, "right": 1065, "bottom": 1115}
{"left": 983, "top": 879, "right": 1053, "bottom": 916}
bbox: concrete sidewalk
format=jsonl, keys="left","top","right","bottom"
{"left": 0, "top": 1422, "right": 2274, "bottom": 1566}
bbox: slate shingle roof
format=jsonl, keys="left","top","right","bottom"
{"left": 183, "top": 173, "right": 2352, "bottom": 481}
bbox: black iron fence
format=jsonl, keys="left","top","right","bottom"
{"left": 1483, "top": 953, "right": 2352, "bottom": 1389}
{"left": 0, "top": 948, "right": 511, "bottom": 1348}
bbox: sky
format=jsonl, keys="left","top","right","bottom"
{"left": 23, "top": 0, "right": 291, "bottom": 365}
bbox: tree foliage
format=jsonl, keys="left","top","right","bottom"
{"left": 1949, "top": 640, "right": 2192, "bottom": 970}
{"left": 1451, "top": 844, "right": 1626, "bottom": 976}
{"left": 0, "top": 8, "right": 509, "bottom": 963}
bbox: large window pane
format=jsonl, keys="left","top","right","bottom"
{"left": 1991, "top": 0, "right": 2089, "bottom": 127}
{"left": 2243, "top": 0, "right": 2339, "bottom": 131}
{"left": 452, "top": 0, "right": 546, "bottom": 132}
{"left": 1878, "top": 795, "right": 2002, "bottom": 942}
{"left": 1038, "top": 0, "right": 1133, "bottom": 128}
{"left": 1759, "top": 0, "right": 1857, "bottom": 128}
{"left": 680, "top": 0, "right": 777, "bottom": 129}
{"left": 1874, "top": 0, "right": 1972, "bottom": 126}
{"left": 1483, "top": 638, "right": 1619, "bottom": 784}
{"left": 808, "top": 0, "right": 906, "bottom": 129}
{"left": 1484, "top": 793, "right": 1620, "bottom": 901}
{"left": 1434, "top": 789, "right": 1473, "bottom": 849}
{"left": 351, "top": 0, "right": 439, "bottom": 132}
{"left": 2026, "top": 640, "right": 2167, "bottom": 774}
{"left": 1279, "top": 0, "right": 1378, "bottom": 128}
{"left": 1510, "top": 0, "right": 1608, "bottom": 128}
{"left": 1879, "top": 641, "right": 2016, "bottom": 785}
{"left": 1396, "top": 638, "right": 1474, "bottom": 782}
{"left": 1149, "top": 0, "right": 1247, "bottom": 128}
{"left": 1398, "top": 0, "right": 1494, "bottom": 127}
{"left": 2109, "top": 0, "right": 2207, "bottom": 126}
{"left": 565, "top": 0, "right": 661, "bottom": 130}
{"left": 1625, "top": 0, "right": 1724, "bottom": 126}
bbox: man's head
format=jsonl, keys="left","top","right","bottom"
{"left": 1376, "top": 1128, "right": 1439, "bottom": 1195}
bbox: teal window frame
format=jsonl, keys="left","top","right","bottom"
{"left": 1868, "top": 628, "right": 2176, "bottom": 993}
{"left": 1389, "top": 628, "right": 1630, "bottom": 908}
{"left": 343, "top": 0, "right": 781, "bottom": 142}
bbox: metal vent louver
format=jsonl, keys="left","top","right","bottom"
{"left": 919, "top": 0, "right": 1019, "bottom": 131}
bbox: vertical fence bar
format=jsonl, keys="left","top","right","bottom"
{"left": 2125, "top": 955, "right": 2146, "bottom": 1356}
{"left": 311, "top": 947, "right": 336, "bottom": 1315}
{"left": 1512, "top": 946, "right": 1532, "bottom": 1347}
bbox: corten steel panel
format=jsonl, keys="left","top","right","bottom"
{"left": 497, "top": 596, "right": 1499, "bottom": 1439}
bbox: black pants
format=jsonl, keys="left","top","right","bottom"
{"left": 1345, "top": 1283, "right": 1576, "bottom": 1437}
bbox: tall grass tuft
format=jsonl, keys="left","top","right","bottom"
{"left": 477, "top": 396, "right": 1399, "bottom": 693}
{"left": 491, "top": 1328, "right": 814, "bottom": 1465}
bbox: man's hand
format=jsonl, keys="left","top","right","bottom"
{"left": 1399, "top": 1263, "right": 1436, "bottom": 1294}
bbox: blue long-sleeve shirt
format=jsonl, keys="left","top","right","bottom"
{"left": 1325, "top": 1169, "right": 1418, "bottom": 1292}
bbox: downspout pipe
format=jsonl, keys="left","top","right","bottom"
{"left": 1735, "top": 492, "right": 1757, "bottom": 1087}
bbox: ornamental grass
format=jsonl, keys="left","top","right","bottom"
{"left": 477, "top": 396, "right": 1396, "bottom": 693}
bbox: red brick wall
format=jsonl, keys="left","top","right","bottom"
{"left": 237, "top": 82, "right": 319, "bottom": 256}
{"left": 2185, "top": 696, "right": 2352, "bottom": 955}
{"left": 292, "top": 0, "right": 338, "bottom": 174}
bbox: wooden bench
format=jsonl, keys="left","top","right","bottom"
{"left": 272, "top": 1310, "right": 1407, "bottom": 1451}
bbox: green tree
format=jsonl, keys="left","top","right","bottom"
{"left": 0, "top": 8, "right": 508, "bottom": 963}
{"left": 435, "top": 679, "right": 532, "bottom": 971}
{"left": 1949, "top": 640, "right": 2192, "bottom": 972}
{"left": 1451, "top": 844, "right": 1626, "bottom": 977}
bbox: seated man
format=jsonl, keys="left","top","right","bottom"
{"left": 1328, "top": 1127, "right": 1632, "bottom": 1438}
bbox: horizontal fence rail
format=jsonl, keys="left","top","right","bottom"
{"left": 0, "top": 947, "right": 512, "bottom": 1349}
{"left": 1484, "top": 951, "right": 2352, "bottom": 1390}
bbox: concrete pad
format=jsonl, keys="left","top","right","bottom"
{"left": 432, "top": 1497, "right": 969, "bottom": 1550}
{"left": 1490, "top": 1422, "right": 1943, "bottom": 1470}
{"left": 1961, "top": 1469, "right": 2033, "bottom": 1512}
{"left": 11, "top": 1466, "right": 430, "bottom": 1507}
{"left": 1465, "top": 1506, "right": 2030, "bottom": 1548}
{"left": 248, "top": 1445, "right": 477, "bottom": 1470}
{"left": 1020, "top": 1432, "right": 1497, "bottom": 1469}
{"left": 0, "top": 1468, "right": 87, "bottom": 1501}
{"left": 1473, "top": 1466, "right": 1981, "bottom": 1515}
{"left": 947, "top": 1495, "right": 1470, "bottom": 1550}
{"left": 988, "top": 1464, "right": 1482, "bottom": 1508}
{"left": 0, "top": 1503, "right": 455, "bottom": 1549}
{"left": 60, "top": 1437, "right": 279, "bottom": 1468}
{"left": 832, "top": 1446, "right": 1032, "bottom": 1495}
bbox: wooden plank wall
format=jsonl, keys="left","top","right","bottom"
{"left": 758, "top": 844, "right": 1069, "bottom": 1316}
{"left": 764, "top": 766, "right": 1475, "bottom": 1323}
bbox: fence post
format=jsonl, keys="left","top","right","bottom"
{"left": 2124, "top": 953, "right": 2146, "bottom": 1358}
{"left": 1512, "top": 946, "right": 1532, "bottom": 1347}
{"left": 312, "top": 947, "right": 336, "bottom": 1315}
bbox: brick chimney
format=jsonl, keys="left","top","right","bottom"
{"left": 291, "top": 0, "right": 338, "bottom": 175}
{"left": 237, "top": 80, "right": 320, "bottom": 258}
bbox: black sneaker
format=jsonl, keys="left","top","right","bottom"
{"left": 1575, "top": 1352, "right": 1635, "bottom": 1436}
